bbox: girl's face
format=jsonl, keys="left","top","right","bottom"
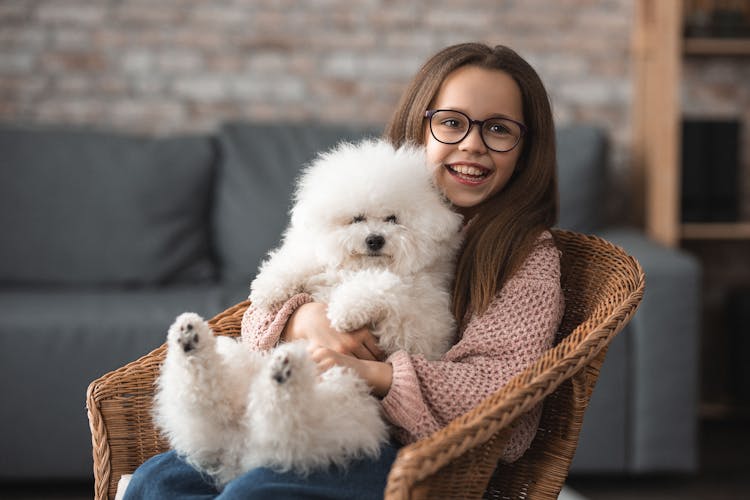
{"left": 425, "top": 65, "right": 525, "bottom": 218}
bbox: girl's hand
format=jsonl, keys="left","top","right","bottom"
{"left": 281, "top": 302, "right": 385, "bottom": 361}
{"left": 309, "top": 345, "right": 393, "bottom": 398}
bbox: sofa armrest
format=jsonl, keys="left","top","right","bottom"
{"left": 597, "top": 227, "right": 700, "bottom": 472}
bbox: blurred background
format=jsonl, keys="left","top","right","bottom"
{"left": 1, "top": 0, "right": 749, "bottom": 498}
{"left": 1, "top": 0, "right": 634, "bottom": 157}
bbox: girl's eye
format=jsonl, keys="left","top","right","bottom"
{"left": 352, "top": 215, "right": 366, "bottom": 223}
{"left": 441, "top": 119, "right": 462, "bottom": 129}
{"left": 384, "top": 215, "right": 398, "bottom": 224}
{"left": 487, "top": 122, "right": 512, "bottom": 136}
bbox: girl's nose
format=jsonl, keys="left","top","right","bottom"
{"left": 458, "top": 124, "right": 487, "bottom": 153}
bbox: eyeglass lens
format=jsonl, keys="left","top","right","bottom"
{"left": 429, "top": 110, "right": 522, "bottom": 152}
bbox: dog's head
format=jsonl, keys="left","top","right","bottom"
{"left": 287, "top": 139, "right": 463, "bottom": 275}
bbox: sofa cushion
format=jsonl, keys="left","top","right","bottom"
{"left": 0, "top": 124, "right": 217, "bottom": 286}
{"left": 213, "top": 122, "right": 382, "bottom": 285}
{"left": 0, "top": 285, "right": 225, "bottom": 478}
{"left": 556, "top": 125, "right": 608, "bottom": 233}
{"left": 597, "top": 227, "right": 700, "bottom": 472}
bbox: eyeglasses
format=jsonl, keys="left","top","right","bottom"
{"left": 424, "top": 109, "right": 527, "bottom": 153}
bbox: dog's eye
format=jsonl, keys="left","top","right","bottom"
{"left": 384, "top": 215, "right": 398, "bottom": 224}
{"left": 351, "top": 215, "right": 366, "bottom": 224}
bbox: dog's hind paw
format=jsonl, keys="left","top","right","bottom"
{"left": 270, "top": 350, "right": 293, "bottom": 384}
{"left": 267, "top": 342, "right": 315, "bottom": 388}
{"left": 167, "top": 312, "right": 213, "bottom": 355}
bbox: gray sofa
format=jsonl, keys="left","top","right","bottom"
{"left": 0, "top": 122, "right": 699, "bottom": 480}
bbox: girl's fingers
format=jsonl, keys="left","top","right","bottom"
{"left": 349, "top": 342, "right": 376, "bottom": 361}
{"left": 363, "top": 335, "right": 385, "bottom": 361}
{"left": 308, "top": 346, "right": 335, "bottom": 372}
{"left": 348, "top": 328, "right": 384, "bottom": 361}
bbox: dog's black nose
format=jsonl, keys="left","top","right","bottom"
{"left": 366, "top": 234, "right": 385, "bottom": 252}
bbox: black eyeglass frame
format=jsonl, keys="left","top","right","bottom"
{"left": 424, "top": 109, "right": 527, "bottom": 153}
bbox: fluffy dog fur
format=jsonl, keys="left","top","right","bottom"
{"left": 154, "top": 313, "right": 386, "bottom": 487}
{"left": 153, "top": 139, "right": 463, "bottom": 488}
{"left": 250, "top": 139, "right": 463, "bottom": 359}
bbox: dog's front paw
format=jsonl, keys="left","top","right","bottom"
{"left": 248, "top": 288, "right": 285, "bottom": 312}
{"left": 167, "top": 312, "right": 213, "bottom": 355}
{"left": 327, "top": 289, "right": 384, "bottom": 332}
{"left": 249, "top": 277, "right": 294, "bottom": 311}
{"left": 327, "top": 304, "right": 369, "bottom": 332}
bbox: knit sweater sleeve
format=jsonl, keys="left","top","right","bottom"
{"left": 240, "top": 293, "right": 315, "bottom": 351}
{"left": 380, "top": 233, "right": 564, "bottom": 462}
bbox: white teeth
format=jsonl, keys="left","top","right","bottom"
{"left": 450, "top": 165, "right": 487, "bottom": 176}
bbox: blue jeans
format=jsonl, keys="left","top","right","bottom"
{"left": 123, "top": 442, "right": 400, "bottom": 500}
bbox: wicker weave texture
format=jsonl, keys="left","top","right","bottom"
{"left": 384, "top": 230, "right": 645, "bottom": 499}
{"left": 86, "top": 229, "right": 644, "bottom": 500}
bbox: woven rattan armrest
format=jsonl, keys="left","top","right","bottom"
{"left": 385, "top": 239, "right": 645, "bottom": 499}
{"left": 385, "top": 337, "right": 608, "bottom": 499}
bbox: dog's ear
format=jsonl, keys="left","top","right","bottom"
{"left": 416, "top": 202, "right": 463, "bottom": 245}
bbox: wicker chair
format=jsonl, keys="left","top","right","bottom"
{"left": 87, "top": 229, "right": 645, "bottom": 499}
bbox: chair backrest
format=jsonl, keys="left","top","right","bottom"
{"left": 385, "top": 229, "right": 645, "bottom": 499}
{"left": 487, "top": 229, "right": 644, "bottom": 497}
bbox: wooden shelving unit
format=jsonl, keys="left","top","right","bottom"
{"left": 682, "top": 222, "right": 750, "bottom": 240}
{"left": 684, "top": 37, "right": 750, "bottom": 55}
{"left": 633, "top": 1, "right": 750, "bottom": 246}
{"left": 634, "top": 0, "right": 750, "bottom": 419}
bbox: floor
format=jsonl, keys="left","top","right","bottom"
{"left": 567, "top": 418, "right": 750, "bottom": 500}
{"left": 1, "top": 419, "right": 747, "bottom": 499}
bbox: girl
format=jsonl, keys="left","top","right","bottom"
{"left": 125, "top": 42, "right": 564, "bottom": 499}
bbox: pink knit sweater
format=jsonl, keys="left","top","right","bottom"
{"left": 241, "top": 231, "right": 564, "bottom": 462}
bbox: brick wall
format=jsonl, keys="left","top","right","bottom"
{"left": 1, "top": 0, "right": 634, "bottom": 165}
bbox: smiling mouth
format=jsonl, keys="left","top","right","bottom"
{"left": 446, "top": 164, "right": 491, "bottom": 184}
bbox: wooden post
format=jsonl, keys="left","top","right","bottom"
{"left": 632, "top": 0, "right": 683, "bottom": 247}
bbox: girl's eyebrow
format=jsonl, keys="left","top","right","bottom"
{"left": 485, "top": 112, "right": 521, "bottom": 121}
{"left": 431, "top": 104, "right": 523, "bottom": 123}
{"left": 470, "top": 110, "right": 524, "bottom": 122}
{"left": 438, "top": 106, "right": 519, "bottom": 120}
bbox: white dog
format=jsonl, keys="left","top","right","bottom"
{"left": 250, "top": 139, "right": 463, "bottom": 359}
{"left": 152, "top": 139, "right": 463, "bottom": 488}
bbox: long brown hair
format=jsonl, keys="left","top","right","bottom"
{"left": 385, "top": 43, "right": 558, "bottom": 326}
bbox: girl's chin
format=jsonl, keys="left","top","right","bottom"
{"left": 446, "top": 194, "right": 484, "bottom": 215}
